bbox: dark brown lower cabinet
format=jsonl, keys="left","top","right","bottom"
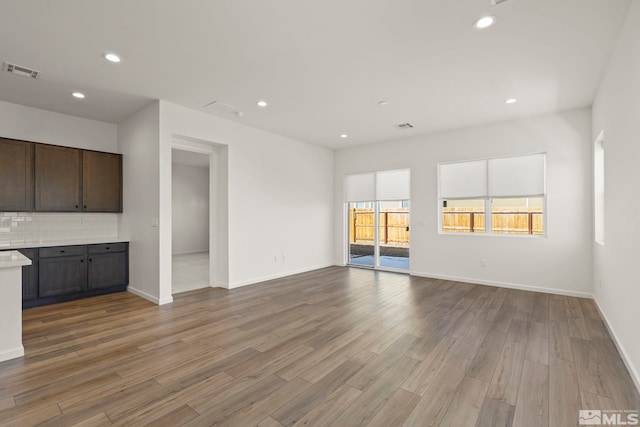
{"left": 3, "top": 242, "right": 128, "bottom": 308}
{"left": 39, "top": 255, "right": 87, "bottom": 297}
{"left": 88, "top": 252, "right": 128, "bottom": 290}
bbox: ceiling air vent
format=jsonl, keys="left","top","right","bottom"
{"left": 204, "top": 100, "right": 244, "bottom": 117}
{"left": 3, "top": 62, "right": 41, "bottom": 79}
{"left": 395, "top": 123, "right": 414, "bottom": 130}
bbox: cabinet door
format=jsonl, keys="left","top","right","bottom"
{"left": 34, "top": 144, "right": 82, "bottom": 212}
{"left": 17, "top": 249, "right": 38, "bottom": 301}
{"left": 0, "top": 138, "right": 34, "bottom": 211}
{"left": 88, "top": 252, "right": 127, "bottom": 289}
{"left": 82, "top": 151, "right": 122, "bottom": 212}
{"left": 39, "top": 255, "right": 87, "bottom": 297}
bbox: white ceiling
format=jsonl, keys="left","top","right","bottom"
{"left": 0, "top": 0, "right": 630, "bottom": 149}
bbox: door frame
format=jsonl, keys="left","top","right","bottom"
{"left": 171, "top": 137, "right": 228, "bottom": 291}
{"left": 345, "top": 200, "right": 410, "bottom": 273}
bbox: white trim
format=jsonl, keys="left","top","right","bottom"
{"left": 212, "top": 282, "right": 229, "bottom": 289}
{"left": 128, "top": 286, "right": 173, "bottom": 305}
{"left": 0, "top": 345, "right": 24, "bottom": 363}
{"left": 594, "top": 130, "right": 605, "bottom": 246}
{"left": 228, "top": 264, "right": 334, "bottom": 289}
{"left": 410, "top": 271, "right": 592, "bottom": 299}
{"left": 593, "top": 297, "right": 640, "bottom": 395}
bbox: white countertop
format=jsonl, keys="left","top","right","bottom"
{"left": 0, "top": 251, "right": 32, "bottom": 268}
{"left": 0, "top": 238, "right": 129, "bottom": 250}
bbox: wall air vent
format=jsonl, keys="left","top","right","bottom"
{"left": 3, "top": 62, "right": 41, "bottom": 79}
{"left": 395, "top": 123, "right": 414, "bottom": 130}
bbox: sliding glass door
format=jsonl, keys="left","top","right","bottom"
{"left": 348, "top": 202, "right": 375, "bottom": 267}
{"left": 347, "top": 200, "right": 410, "bottom": 271}
{"left": 378, "top": 200, "right": 410, "bottom": 270}
{"left": 345, "top": 169, "right": 411, "bottom": 272}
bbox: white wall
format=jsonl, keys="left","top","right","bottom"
{"left": 592, "top": 0, "right": 640, "bottom": 390}
{"left": 334, "top": 108, "right": 593, "bottom": 297}
{"left": 159, "top": 101, "right": 334, "bottom": 301}
{"left": 0, "top": 100, "right": 117, "bottom": 152}
{"left": 172, "top": 162, "right": 209, "bottom": 255}
{"left": 118, "top": 102, "right": 167, "bottom": 304}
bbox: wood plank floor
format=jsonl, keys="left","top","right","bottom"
{"left": 0, "top": 266, "right": 638, "bottom": 426}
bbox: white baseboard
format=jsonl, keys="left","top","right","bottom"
{"left": 128, "top": 286, "right": 174, "bottom": 305}
{"left": 228, "top": 263, "right": 334, "bottom": 289}
{"left": 212, "top": 282, "right": 229, "bottom": 289}
{"left": 410, "top": 271, "right": 593, "bottom": 299}
{"left": 593, "top": 297, "right": 640, "bottom": 395}
{"left": 0, "top": 345, "right": 24, "bottom": 363}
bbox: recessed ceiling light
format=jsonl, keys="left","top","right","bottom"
{"left": 473, "top": 15, "right": 496, "bottom": 29}
{"left": 505, "top": 98, "right": 517, "bottom": 104}
{"left": 72, "top": 92, "right": 85, "bottom": 99}
{"left": 257, "top": 100, "right": 268, "bottom": 107}
{"left": 340, "top": 134, "right": 348, "bottom": 138}
{"left": 103, "top": 52, "right": 121, "bottom": 63}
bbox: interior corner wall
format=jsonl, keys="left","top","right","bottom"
{"left": 159, "top": 100, "right": 334, "bottom": 289}
{"left": 118, "top": 101, "right": 165, "bottom": 304}
{"left": 0, "top": 100, "right": 118, "bottom": 153}
{"left": 592, "top": 0, "right": 640, "bottom": 391}
{"left": 334, "top": 108, "right": 593, "bottom": 297}
{"left": 172, "top": 163, "right": 209, "bottom": 255}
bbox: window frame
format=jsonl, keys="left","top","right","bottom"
{"left": 437, "top": 153, "right": 547, "bottom": 238}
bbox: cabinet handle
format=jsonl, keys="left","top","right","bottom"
{"left": 80, "top": 259, "right": 84, "bottom": 263}
{"left": 60, "top": 250, "right": 65, "bottom": 253}
{"left": 105, "top": 247, "right": 110, "bottom": 250}
{"left": 75, "top": 205, "right": 79, "bottom": 208}
{"left": 84, "top": 205, "right": 87, "bottom": 209}
{"left": 89, "top": 258, "right": 92, "bottom": 262}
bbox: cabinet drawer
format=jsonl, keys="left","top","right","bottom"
{"left": 39, "top": 245, "right": 86, "bottom": 258}
{"left": 88, "top": 243, "right": 127, "bottom": 254}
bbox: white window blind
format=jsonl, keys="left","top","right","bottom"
{"left": 439, "top": 154, "right": 545, "bottom": 200}
{"left": 376, "top": 169, "right": 410, "bottom": 201}
{"left": 439, "top": 160, "right": 487, "bottom": 199}
{"left": 344, "top": 172, "right": 375, "bottom": 202}
{"left": 488, "top": 153, "right": 546, "bottom": 197}
{"left": 345, "top": 169, "right": 411, "bottom": 202}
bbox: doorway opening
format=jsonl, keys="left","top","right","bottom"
{"left": 171, "top": 149, "right": 210, "bottom": 294}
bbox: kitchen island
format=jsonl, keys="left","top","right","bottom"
{"left": 0, "top": 251, "right": 31, "bottom": 362}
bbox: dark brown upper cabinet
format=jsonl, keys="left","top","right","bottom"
{"left": 34, "top": 144, "right": 82, "bottom": 212}
{"left": 0, "top": 138, "right": 34, "bottom": 211}
{"left": 82, "top": 150, "right": 122, "bottom": 212}
{"left": 2, "top": 138, "right": 122, "bottom": 213}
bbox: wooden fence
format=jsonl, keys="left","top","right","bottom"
{"left": 349, "top": 207, "right": 543, "bottom": 243}
{"left": 442, "top": 207, "right": 543, "bottom": 235}
{"left": 349, "top": 208, "right": 410, "bottom": 246}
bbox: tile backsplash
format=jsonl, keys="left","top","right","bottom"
{"left": 0, "top": 212, "right": 119, "bottom": 248}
